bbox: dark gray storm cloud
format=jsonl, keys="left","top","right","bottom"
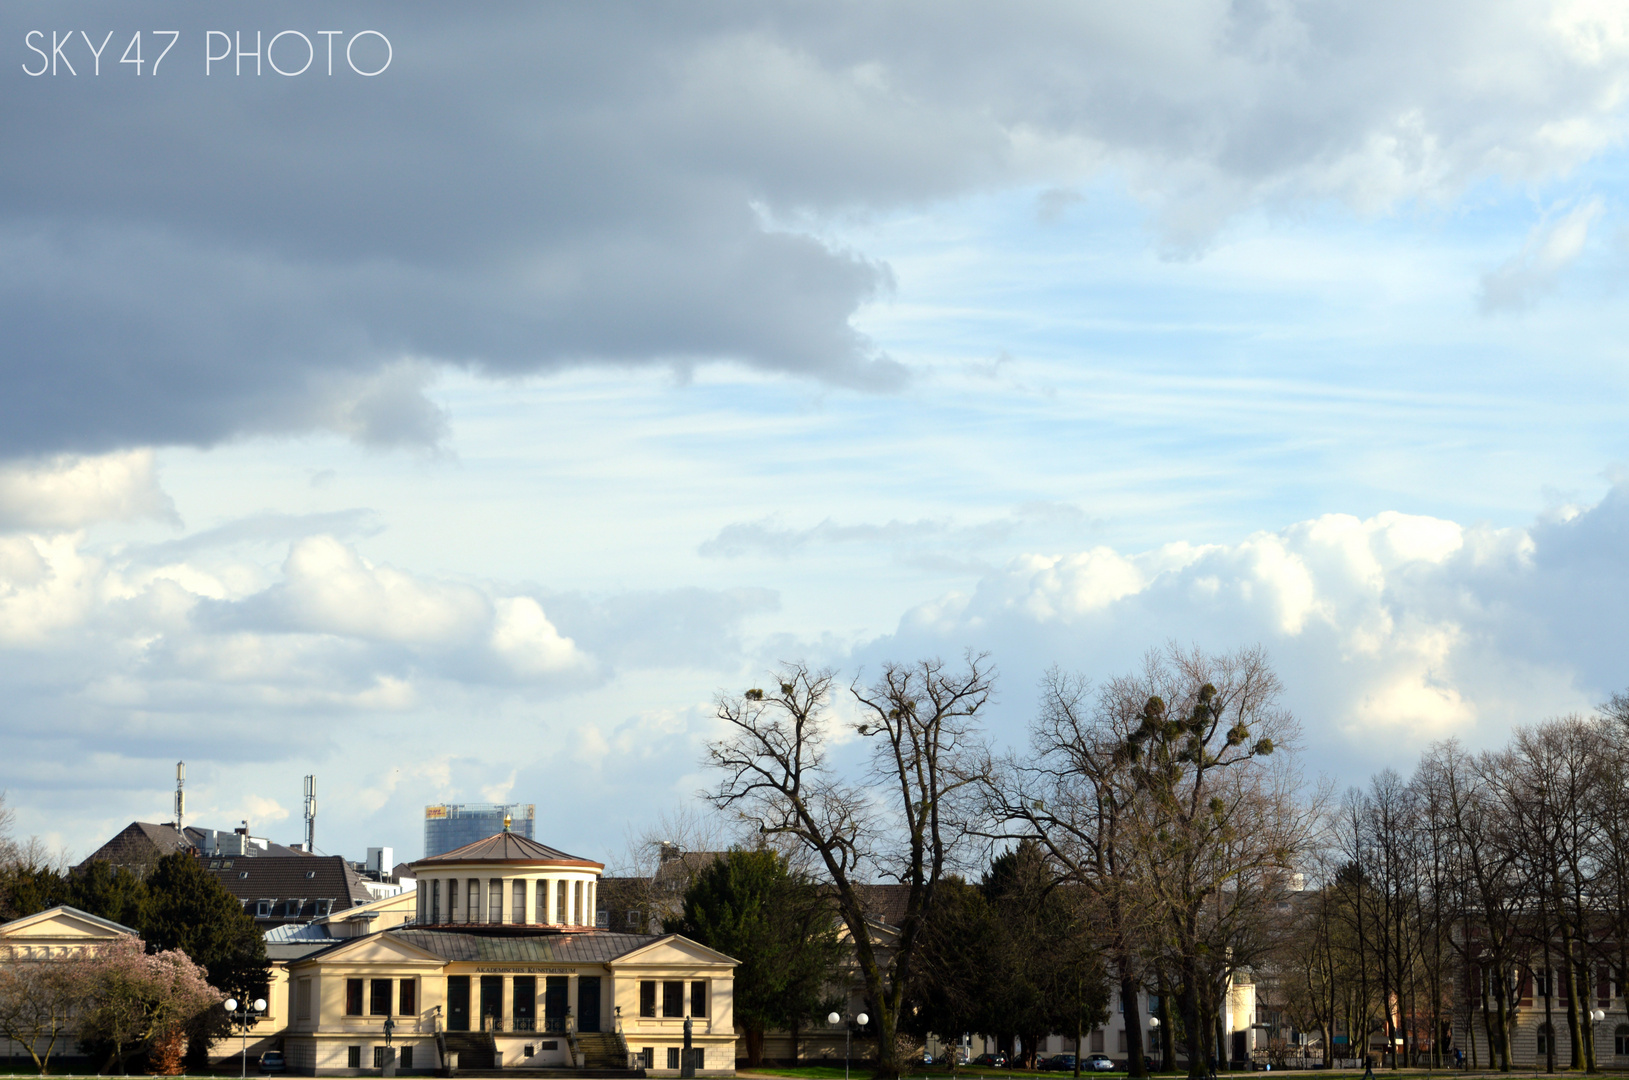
{"left": 3, "top": 3, "right": 919, "bottom": 454}
{"left": 5, "top": 2, "right": 1622, "bottom": 454}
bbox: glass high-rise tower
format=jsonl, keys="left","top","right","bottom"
{"left": 423, "top": 802, "right": 535, "bottom": 857}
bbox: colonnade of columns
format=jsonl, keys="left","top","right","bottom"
{"left": 416, "top": 874, "right": 598, "bottom": 927}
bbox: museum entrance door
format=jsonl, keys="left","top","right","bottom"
{"left": 577, "top": 976, "right": 601, "bottom": 1032}
{"left": 447, "top": 976, "right": 470, "bottom": 1031}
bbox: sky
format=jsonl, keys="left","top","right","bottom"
{"left": 3, "top": 1, "right": 1628, "bottom": 867}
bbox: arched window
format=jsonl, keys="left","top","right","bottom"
{"left": 1537, "top": 1022, "right": 1554, "bottom": 1057}
{"left": 1614, "top": 1025, "right": 1629, "bottom": 1057}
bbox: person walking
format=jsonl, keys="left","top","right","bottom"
{"left": 1362, "top": 1057, "right": 1375, "bottom": 1080}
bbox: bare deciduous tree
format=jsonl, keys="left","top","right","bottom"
{"left": 704, "top": 655, "right": 993, "bottom": 1080}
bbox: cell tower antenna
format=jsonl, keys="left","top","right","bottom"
{"left": 174, "top": 761, "right": 185, "bottom": 834}
{"left": 303, "top": 775, "right": 316, "bottom": 852}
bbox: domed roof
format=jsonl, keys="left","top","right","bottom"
{"left": 411, "top": 832, "right": 602, "bottom": 870}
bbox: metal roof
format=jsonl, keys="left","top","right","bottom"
{"left": 388, "top": 928, "right": 658, "bottom": 963}
{"left": 411, "top": 832, "right": 600, "bottom": 868}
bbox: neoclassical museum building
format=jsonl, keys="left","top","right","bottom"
{"left": 281, "top": 830, "right": 736, "bottom": 1076}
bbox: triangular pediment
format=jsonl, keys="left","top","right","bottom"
{"left": 608, "top": 934, "right": 737, "bottom": 968}
{"left": 292, "top": 930, "right": 446, "bottom": 968}
{"left": 0, "top": 905, "right": 139, "bottom": 942}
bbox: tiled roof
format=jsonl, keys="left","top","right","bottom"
{"left": 78, "top": 821, "right": 191, "bottom": 869}
{"left": 412, "top": 832, "right": 600, "bottom": 868}
{"left": 80, "top": 821, "right": 306, "bottom": 870}
{"left": 387, "top": 928, "right": 659, "bottom": 964}
{"left": 651, "top": 851, "right": 726, "bottom": 888}
{"left": 199, "top": 853, "right": 372, "bottom": 924}
{"left": 851, "top": 883, "right": 911, "bottom": 929}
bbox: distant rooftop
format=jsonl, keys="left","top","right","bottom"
{"left": 413, "top": 831, "right": 601, "bottom": 868}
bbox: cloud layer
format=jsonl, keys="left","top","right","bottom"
{"left": 7, "top": 2, "right": 1629, "bottom": 452}
{"left": 863, "top": 484, "right": 1629, "bottom": 774}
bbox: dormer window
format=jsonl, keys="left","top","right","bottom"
{"left": 305, "top": 870, "right": 316, "bottom": 879}
{"left": 255, "top": 899, "right": 272, "bottom": 918}
{"left": 222, "top": 860, "right": 234, "bottom": 869}
{"left": 315, "top": 899, "right": 333, "bottom": 917}
{"left": 284, "top": 898, "right": 304, "bottom": 917}
{"left": 209, "top": 860, "right": 221, "bottom": 869}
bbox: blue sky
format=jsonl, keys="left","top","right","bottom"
{"left": 3, "top": 2, "right": 1628, "bottom": 865}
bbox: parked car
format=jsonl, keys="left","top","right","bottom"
{"left": 258, "top": 1051, "right": 286, "bottom": 1075}
{"left": 1040, "top": 1054, "right": 1079, "bottom": 1071}
{"left": 971, "top": 1052, "right": 1009, "bottom": 1068}
{"left": 1085, "top": 1054, "right": 1115, "bottom": 1072}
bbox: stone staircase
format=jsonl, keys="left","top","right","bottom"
{"left": 577, "top": 1032, "right": 628, "bottom": 1070}
{"left": 442, "top": 1030, "right": 498, "bottom": 1071}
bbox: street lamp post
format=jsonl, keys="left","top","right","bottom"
{"left": 827, "top": 1010, "right": 869, "bottom": 1080}
{"left": 1149, "top": 1017, "right": 1161, "bottom": 1073}
{"left": 223, "top": 996, "right": 268, "bottom": 1079}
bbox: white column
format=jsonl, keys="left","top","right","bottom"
{"left": 497, "top": 877, "right": 507, "bottom": 925}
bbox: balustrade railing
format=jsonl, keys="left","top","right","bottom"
{"left": 477, "top": 1016, "right": 568, "bottom": 1034}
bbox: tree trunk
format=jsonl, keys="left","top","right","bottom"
{"left": 744, "top": 1028, "right": 765, "bottom": 1068}
{"left": 1121, "top": 973, "right": 1146, "bottom": 1079}
{"left": 1181, "top": 966, "right": 1205, "bottom": 1080}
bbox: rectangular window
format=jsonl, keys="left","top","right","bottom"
{"left": 662, "top": 981, "right": 684, "bottom": 1018}
{"left": 468, "top": 879, "right": 481, "bottom": 923}
{"left": 371, "top": 979, "right": 393, "bottom": 1016}
{"left": 557, "top": 882, "right": 567, "bottom": 924}
{"left": 285, "top": 898, "right": 303, "bottom": 917}
{"left": 596, "top": 910, "right": 609, "bottom": 928}
{"left": 347, "top": 1046, "right": 361, "bottom": 1069}
{"left": 296, "top": 978, "right": 312, "bottom": 1021}
{"left": 401, "top": 1047, "right": 413, "bottom": 1070}
{"left": 449, "top": 879, "right": 458, "bottom": 920}
{"left": 513, "top": 880, "right": 526, "bottom": 924}
{"left": 1118, "top": 1031, "right": 1127, "bottom": 1053}
{"left": 430, "top": 879, "right": 440, "bottom": 924}
{"left": 690, "top": 982, "right": 707, "bottom": 1018}
{"left": 315, "top": 898, "right": 333, "bottom": 917}
{"left": 1091, "top": 1030, "right": 1104, "bottom": 1053}
{"left": 374, "top": 1047, "right": 391, "bottom": 1068}
{"left": 256, "top": 899, "right": 272, "bottom": 918}
{"left": 346, "top": 979, "right": 364, "bottom": 1016}
{"left": 1536, "top": 971, "right": 1551, "bottom": 997}
{"left": 668, "top": 1048, "right": 681, "bottom": 1070}
{"left": 489, "top": 879, "right": 503, "bottom": 923}
{"left": 399, "top": 979, "right": 416, "bottom": 1017}
{"left": 642, "top": 1048, "right": 654, "bottom": 1069}
{"left": 536, "top": 879, "right": 549, "bottom": 924}
{"left": 627, "top": 910, "right": 642, "bottom": 928}
{"left": 640, "top": 981, "right": 657, "bottom": 1018}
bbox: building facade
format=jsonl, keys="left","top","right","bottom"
{"left": 423, "top": 805, "right": 535, "bottom": 858}
{"left": 280, "top": 829, "right": 737, "bottom": 1076}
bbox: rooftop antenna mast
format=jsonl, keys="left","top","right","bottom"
{"left": 173, "top": 761, "right": 185, "bottom": 834}
{"left": 303, "top": 775, "right": 317, "bottom": 852}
